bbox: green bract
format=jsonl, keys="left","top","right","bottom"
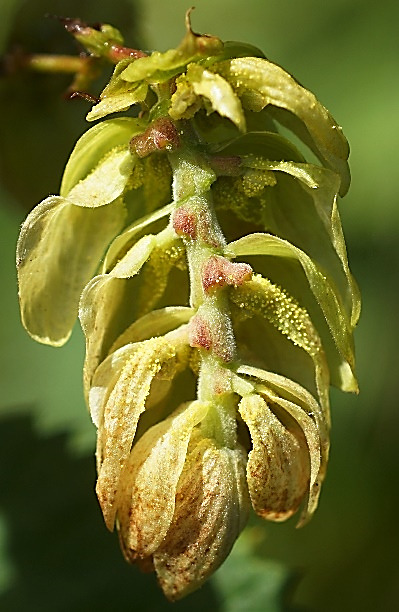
{"left": 17, "top": 12, "right": 360, "bottom": 601}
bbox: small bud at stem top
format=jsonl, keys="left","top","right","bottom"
{"left": 130, "top": 119, "right": 180, "bottom": 158}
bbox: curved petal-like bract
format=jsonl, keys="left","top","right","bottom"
{"left": 117, "top": 401, "right": 209, "bottom": 558}
{"left": 230, "top": 273, "right": 330, "bottom": 412}
{"left": 95, "top": 335, "right": 181, "bottom": 529}
{"left": 153, "top": 433, "right": 249, "bottom": 600}
{"left": 234, "top": 363, "right": 329, "bottom": 523}
{"left": 66, "top": 148, "right": 133, "bottom": 208}
{"left": 255, "top": 386, "right": 324, "bottom": 526}
{"left": 239, "top": 393, "right": 310, "bottom": 522}
{"left": 227, "top": 232, "right": 358, "bottom": 392}
{"left": 79, "top": 227, "right": 180, "bottom": 393}
{"left": 102, "top": 201, "right": 175, "bottom": 273}
{"left": 215, "top": 57, "right": 350, "bottom": 195}
{"left": 60, "top": 117, "right": 140, "bottom": 196}
{"left": 109, "top": 306, "right": 194, "bottom": 352}
{"left": 120, "top": 27, "right": 223, "bottom": 85}
{"left": 16, "top": 118, "right": 145, "bottom": 345}
{"left": 186, "top": 64, "right": 246, "bottom": 131}
{"left": 235, "top": 363, "right": 329, "bottom": 445}
{"left": 86, "top": 64, "right": 148, "bottom": 122}
{"left": 17, "top": 195, "right": 125, "bottom": 345}
{"left": 238, "top": 158, "right": 360, "bottom": 325}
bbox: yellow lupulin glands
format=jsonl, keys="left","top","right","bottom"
{"left": 230, "top": 274, "right": 330, "bottom": 417}
{"left": 16, "top": 12, "right": 360, "bottom": 601}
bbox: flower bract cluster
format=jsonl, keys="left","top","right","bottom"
{"left": 16, "top": 13, "right": 360, "bottom": 600}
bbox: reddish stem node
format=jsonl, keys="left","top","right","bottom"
{"left": 130, "top": 118, "right": 180, "bottom": 158}
{"left": 172, "top": 207, "right": 197, "bottom": 239}
{"left": 202, "top": 256, "right": 252, "bottom": 293}
{"left": 209, "top": 156, "right": 242, "bottom": 176}
{"left": 108, "top": 44, "right": 147, "bottom": 62}
{"left": 189, "top": 315, "right": 213, "bottom": 352}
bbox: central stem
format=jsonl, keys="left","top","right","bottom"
{"left": 167, "top": 127, "right": 240, "bottom": 447}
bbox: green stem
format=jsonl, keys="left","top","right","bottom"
{"left": 198, "top": 353, "right": 238, "bottom": 446}
{"left": 22, "top": 53, "right": 101, "bottom": 99}
{"left": 168, "top": 127, "right": 238, "bottom": 447}
{"left": 27, "top": 54, "right": 87, "bottom": 74}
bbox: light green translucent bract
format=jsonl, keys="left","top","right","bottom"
{"left": 215, "top": 57, "right": 350, "bottom": 195}
{"left": 17, "top": 119, "right": 142, "bottom": 346}
{"left": 227, "top": 233, "right": 358, "bottom": 392}
{"left": 61, "top": 117, "right": 141, "bottom": 195}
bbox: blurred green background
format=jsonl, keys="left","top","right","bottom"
{"left": 0, "top": 1, "right": 397, "bottom": 610}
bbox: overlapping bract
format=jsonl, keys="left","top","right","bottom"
{"left": 16, "top": 16, "right": 359, "bottom": 601}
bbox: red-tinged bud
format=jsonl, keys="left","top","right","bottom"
{"left": 202, "top": 256, "right": 252, "bottom": 293}
{"left": 189, "top": 312, "right": 235, "bottom": 362}
{"left": 189, "top": 315, "right": 212, "bottom": 352}
{"left": 130, "top": 118, "right": 180, "bottom": 158}
{"left": 172, "top": 207, "right": 197, "bottom": 239}
{"left": 181, "top": 8, "right": 224, "bottom": 58}
{"left": 108, "top": 44, "right": 147, "bottom": 62}
{"left": 60, "top": 17, "right": 95, "bottom": 36}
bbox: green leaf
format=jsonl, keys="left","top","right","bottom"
{"left": 215, "top": 57, "right": 350, "bottom": 195}
{"left": 70, "top": 23, "right": 124, "bottom": 58}
{"left": 120, "top": 22, "right": 223, "bottom": 85}
{"left": 120, "top": 49, "right": 186, "bottom": 83}
{"left": 215, "top": 40, "right": 265, "bottom": 61}
{"left": 16, "top": 196, "right": 126, "bottom": 346}
{"left": 268, "top": 105, "right": 351, "bottom": 195}
{"left": 86, "top": 85, "right": 148, "bottom": 122}
{"left": 227, "top": 233, "right": 358, "bottom": 392}
{"left": 331, "top": 199, "right": 361, "bottom": 328}
{"left": 86, "top": 61, "right": 148, "bottom": 121}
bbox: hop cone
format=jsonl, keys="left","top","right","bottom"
{"left": 16, "top": 13, "right": 360, "bottom": 600}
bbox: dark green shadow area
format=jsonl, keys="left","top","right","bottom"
{"left": 0, "top": 413, "right": 220, "bottom": 612}
{"left": 0, "top": 0, "right": 143, "bottom": 212}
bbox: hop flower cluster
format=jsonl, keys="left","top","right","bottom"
{"left": 16, "top": 13, "right": 360, "bottom": 600}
